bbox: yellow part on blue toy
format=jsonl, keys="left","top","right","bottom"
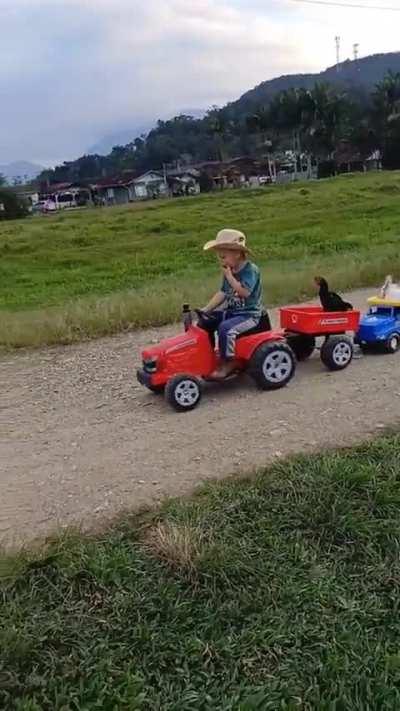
{"left": 368, "top": 296, "right": 400, "bottom": 307}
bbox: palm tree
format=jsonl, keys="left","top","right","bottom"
{"left": 374, "top": 71, "right": 400, "bottom": 123}
{"left": 246, "top": 108, "right": 272, "bottom": 152}
{"left": 205, "top": 109, "right": 235, "bottom": 189}
{"left": 372, "top": 71, "right": 400, "bottom": 168}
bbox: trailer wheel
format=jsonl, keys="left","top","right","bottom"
{"left": 320, "top": 336, "right": 353, "bottom": 371}
{"left": 286, "top": 334, "right": 316, "bottom": 361}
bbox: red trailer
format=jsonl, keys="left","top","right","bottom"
{"left": 280, "top": 305, "right": 361, "bottom": 370}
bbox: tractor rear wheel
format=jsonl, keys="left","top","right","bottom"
{"left": 248, "top": 342, "right": 296, "bottom": 390}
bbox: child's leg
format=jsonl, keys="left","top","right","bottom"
{"left": 218, "top": 315, "right": 259, "bottom": 360}
{"left": 197, "top": 311, "right": 224, "bottom": 347}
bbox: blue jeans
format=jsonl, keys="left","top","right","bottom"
{"left": 199, "top": 311, "right": 259, "bottom": 359}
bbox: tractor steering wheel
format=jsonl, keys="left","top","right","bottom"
{"left": 194, "top": 308, "right": 213, "bottom": 323}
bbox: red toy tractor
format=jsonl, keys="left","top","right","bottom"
{"left": 137, "top": 305, "right": 296, "bottom": 411}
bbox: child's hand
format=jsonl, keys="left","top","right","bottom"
{"left": 223, "top": 266, "right": 233, "bottom": 279}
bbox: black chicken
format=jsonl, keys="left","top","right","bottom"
{"left": 315, "top": 277, "right": 353, "bottom": 312}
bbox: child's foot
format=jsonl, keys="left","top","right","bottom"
{"left": 209, "top": 361, "right": 238, "bottom": 380}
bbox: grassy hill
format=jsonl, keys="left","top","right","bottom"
{"left": 1, "top": 171, "right": 400, "bottom": 348}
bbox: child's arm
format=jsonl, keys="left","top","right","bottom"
{"left": 203, "top": 291, "right": 226, "bottom": 312}
{"left": 223, "top": 267, "right": 251, "bottom": 299}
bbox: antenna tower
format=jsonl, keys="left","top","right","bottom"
{"left": 335, "top": 36, "right": 341, "bottom": 71}
{"left": 353, "top": 43, "right": 359, "bottom": 60}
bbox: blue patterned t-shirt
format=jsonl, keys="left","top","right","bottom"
{"left": 221, "top": 261, "right": 262, "bottom": 317}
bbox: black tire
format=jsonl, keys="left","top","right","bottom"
{"left": 320, "top": 335, "right": 353, "bottom": 371}
{"left": 165, "top": 374, "right": 202, "bottom": 412}
{"left": 286, "top": 334, "right": 316, "bottom": 361}
{"left": 384, "top": 333, "right": 400, "bottom": 354}
{"left": 248, "top": 342, "right": 296, "bottom": 391}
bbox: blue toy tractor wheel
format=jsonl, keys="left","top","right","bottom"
{"left": 384, "top": 334, "right": 400, "bottom": 354}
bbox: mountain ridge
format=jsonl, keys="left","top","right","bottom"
{"left": 0, "top": 161, "right": 43, "bottom": 183}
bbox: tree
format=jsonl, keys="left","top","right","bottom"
{"left": 266, "top": 84, "right": 352, "bottom": 168}
{"left": 204, "top": 109, "right": 237, "bottom": 189}
{"left": 246, "top": 108, "right": 273, "bottom": 155}
{"left": 0, "top": 173, "right": 7, "bottom": 186}
{"left": 372, "top": 71, "right": 400, "bottom": 168}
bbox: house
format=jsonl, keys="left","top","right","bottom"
{"left": 194, "top": 162, "right": 229, "bottom": 190}
{"left": 365, "top": 149, "right": 382, "bottom": 172}
{"left": 133, "top": 171, "right": 168, "bottom": 200}
{"left": 90, "top": 171, "right": 169, "bottom": 204}
{"left": 91, "top": 171, "right": 169, "bottom": 205}
{"left": 11, "top": 185, "right": 40, "bottom": 212}
{"left": 90, "top": 175, "right": 136, "bottom": 206}
{"left": 334, "top": 142, "right": 365, "bottom": 174}
{"left": 166, "top": 168, "right": 200, "bottom": 197}
{"left": 194, "top": 158, "right": 276, "bottom": 190}
{"left": 333, "top": 142, "right": 381, "bottom": 174}
{"left": 39, "top": 182, "right": 92, "bottom": 209}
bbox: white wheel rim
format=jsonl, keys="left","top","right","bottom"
{"left": 332, "top": 342, "right": 352, "bottom": 366}
{"left": 390, "top": 337, "right": 398, "bottom": 351}
{"left": 262, "top": 351, "right": 293, "bottom": 383}
{"left": 174, "top": 380, "right": 200, "bottom": 407}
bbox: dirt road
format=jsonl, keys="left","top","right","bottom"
{"left": 2, "top": 289, "right": 400, "bottom": 549}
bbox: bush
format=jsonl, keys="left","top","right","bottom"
{"left": 199, "top": 171, "right": 214, "bottom": 192}
{"left": 0, "top": 189, "right": 29, "bottom": 220}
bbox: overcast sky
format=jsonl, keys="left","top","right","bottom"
{"left": 1, "top": 0, "right": 399, "bottom": 165}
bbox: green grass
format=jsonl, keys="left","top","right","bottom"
{"left": 3, "top": 435, "right": 400, "bottom": 709}
{"left": 2, "top": 172, "right": 400, "bottom": 347}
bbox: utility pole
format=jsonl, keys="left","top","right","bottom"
{"left": 353, "top": 43, "right": 359, "bottom": 61}
{"left": 335, "top": 36, "right": 341, "bottom": 72}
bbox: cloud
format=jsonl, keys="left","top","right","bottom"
{"left": 0, "top": 0, "right": 399, "bottom": 163}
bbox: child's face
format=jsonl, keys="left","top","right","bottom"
{"left": 216, "top": 249, "right": 243, "bottom": 270}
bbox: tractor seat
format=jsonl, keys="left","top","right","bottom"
{"left": 237, "top": 310, "right": 272, "bottom": 338}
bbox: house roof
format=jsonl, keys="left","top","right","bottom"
{"left": 40, "top": 181, "right": 88, "bottom": 193}
{"left": 92, "top": 170, "right": 165, "bottom": 189}
{"left": 167, "top": 167, "right": 200, "bottom": 178}
{"left": 134, "top": 170, "right": 164, "bottom": 182}
{"left": 91, "top": 175, "right": 137, "bottom": 189}
{"left": 46, "top": 182, "right": 74, "bottom": 191}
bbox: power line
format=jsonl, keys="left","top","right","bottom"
{"left": 290, "top": 0, "right": 400, "bottom": 11}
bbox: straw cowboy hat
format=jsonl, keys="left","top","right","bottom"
{"left": 203, "top": 228, "right": 251, "bottom": 254}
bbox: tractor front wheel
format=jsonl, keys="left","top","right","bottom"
{"left": 165, "top": 374, "right": 203, "bottom": 412}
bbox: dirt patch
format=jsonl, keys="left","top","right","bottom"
{"left": 2, "top": 289, "right": 400, "bottom": 549}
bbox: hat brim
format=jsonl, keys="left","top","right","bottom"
{"left": 203, "top": 240, "right": 251, "bottom": 254}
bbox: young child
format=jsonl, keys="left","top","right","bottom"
{"left": 201, "top": 229, "right": 263, "bottom": 379}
